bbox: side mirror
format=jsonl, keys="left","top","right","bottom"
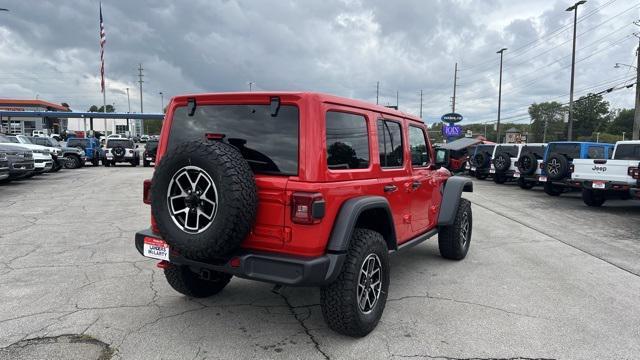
{"left": 435, "top": 148, "right": 450, "bottom": 168}
{"left": 135, "top": 145, "right": 139, "bottom": 148}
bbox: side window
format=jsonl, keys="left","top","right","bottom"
{"left": 587, "top": 146, "right": 604, "bottom": 159}
{"left": 325, "top": 111, "right": 370, "bottom": 170}
{"left": 408, "top": 125, "right": 429, "bottom": 166}
{"left": 377, "top": 120, "right": 404, "bottom": 168}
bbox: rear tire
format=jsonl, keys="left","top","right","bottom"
{"left": 475, "top": 172, "right": 488, "bottom": 180}
{"left": 164, "top": 265, "right": 232, "bottom": 298}
{"left": 320, "top": 228, "right": 389, "bottom": 337}
{"left": 64, "top": 155, "right": 81, "bottom": 169}
{"left": 518, "top": 178, "right": 535, "bottom": 190}
{"left": 543, "top": 183, "right": 562, "bottom": 196}
{"left": 493, "top": 174, "right": 506, "bottom": 184}
{"left": 582, "top": 189, "right": 606, "bottom": 207}
{"left": 438, "top": 198, "right": 472, "bottom": 260}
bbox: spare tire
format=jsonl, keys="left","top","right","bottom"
{"left": 492, "top": 152, "right": 511, "bottom": 172}
{"left": 474, "top": 152, "right": 489, "bottom": 169}
{"left": 112, "top": 146, "right": 125, "bottom": 159}
{"left": 545, "top": 153, "right": 569, "bottom": 181}
{"left": 151, "top": 140, "right": 258, "bottom": 261}
{"left": 517, "top": 153, "right": 537, "bottom": 175}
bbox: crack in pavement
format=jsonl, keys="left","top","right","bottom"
{"left": 279, "top": 292, "right": 329, "bottom": 360}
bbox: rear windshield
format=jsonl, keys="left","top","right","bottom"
{"left": 521, "top": 145, "right": 545, "bottom": 159}
{"left": 146, "top": 140, "right": 159, "bottom": 152}
{"left": 614, "top": 144, "right": 640, "bottom": 160}
{"left": 107, "top": 139, "right": 134, "bottom": 148}
{"left": 168, "top": 104, "right": 299, "bottom": 175}
{"left": 476, "top": 145, "right": 495, "bottom": 154}
{"left": 495, "top": 145, "right": 518, "bottom": 157}
{"left": 67, "top": 139, "right": 90, "bottom": 147}
{"left": 548, "top": 143, "right": 580, "bottom": 159}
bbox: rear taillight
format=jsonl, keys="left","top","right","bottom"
{"left": 628, "top": 167, "right": 640, "bottom": 180}
{"left": 291, "top": 192, "right": 325, "bottom": 224}
{"left": 143, "top": 179, "right": 152, "bottom": 205}
{"left": 540, "top": 162, "right": 545, "bottom": 169}
{"left": 151, "top": 214, "right": 160, "bottom": 234}
{"left": 570, "top": 164, "right": 575, "bottom": 173}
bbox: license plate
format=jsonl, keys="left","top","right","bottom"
{"left": 465, "top": 164, "right": 470, "bottom": 169}
{"left": 146, "top": 157, "right": 152, "bottom": 160}
{"left": 471, "top": 167, "right": 476, "bottom": 171}
{"left": 592, "top": 181, "right": 606, "bottom": 189}
{"left": 489, "top": 169, "right": 495, "bottom": 174}
{"left": 513, "top": 173, "right": 520, "bottom": 178}
{"left": 539, "top": 176, "right": 547, "bottom": 182}
{"left": 143, "top": 237, "right": 170, "bottom": 261}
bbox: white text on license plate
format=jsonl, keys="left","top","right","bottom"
{"left": 146, "top": 157, "right": 152, "bottom": 160}
{"left": 539, "top": 176, "right": 547, "bottom": 182}
{"left": 471, "top": 167, "right": 476, "bottom": 171}
{"left": 592, "top": 181, "right": 606, "bottom": 189}
{"left": 143, "top": 238, "right": 170, "bottom": 261}
{"left": 489, "top": 169, "right": 496, "bottom": 174}
{"left": 513, "top": 173, "right": 520, "bottom": 178}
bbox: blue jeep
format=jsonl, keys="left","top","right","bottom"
{"left": 539, "top": 141, "right": 614, "bottom": 196}
{"left": 66, "top": 137, "right": 104, "bottom": 166}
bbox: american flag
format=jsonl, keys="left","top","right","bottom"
{"left": 99, "top": 3, "right": 106, "bottom": 93}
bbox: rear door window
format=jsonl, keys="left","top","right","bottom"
{"left": 67, "top": 139, "right": 90, "bottom": 148}
{"left": 496, "top": 145, "right": 518, "bottom": 157}
{"left": 325, "top": 111, "right": 370, "bottom": 170}
{"left": 377, "top": 120, "right": 404, "bottom": 168}
{"left": 548, "top": 143, "right": 581, "bottom": 160}
{"left": 408, "top": 125, "right": 429, "bottom": 167}
{"left": 168, "top": 104, "right": 299, "bottom": 175}
{"left": 521, "top": 145, "right": 545, "bottom": 159}
{"left": 108, "top": 139, "right": 134, "bottom": 148}
{"left": 614, "top": 144, "right": 640, "bottom": 160}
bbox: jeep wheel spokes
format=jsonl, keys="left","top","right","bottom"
{"left": 460, "top": 211, "right": 470, "bottom": 247}
{"left": 548, "top": 159, "right": 560, "bottom": 175}
{"left": 167, "top": 165, "right": 219, "bottom": 234}
{"left": 357, "top": 254, "right": 382, "bottom": 314}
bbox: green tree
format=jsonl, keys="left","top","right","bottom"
{"left": 606, "top": 108, "right": 634, "bottom": 135}
{"left": 87, "top": 104, "right": 115, "bottom": 113}
{"left": 572, "top": 93, "right": 609, "bottom": 138}
{"left": 528, "top": 101, "right": 566, "bottom": 142}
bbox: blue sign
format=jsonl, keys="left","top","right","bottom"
{"left": 441, "top": 112, "right": 463, "bottom": 123}
{"left": 442, "top": 124, "right": 462, "bottom": 137}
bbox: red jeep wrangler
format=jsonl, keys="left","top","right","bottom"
{"left": 135, "top": 92, "right": 473, "bottom": 337}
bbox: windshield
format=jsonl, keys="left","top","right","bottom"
{"left": 30, "top": 137, "right": 54, "bottom": 147}
{"left": 107, "top": 139, "right": 134, "bottom": 148}
{"left": 0, "top": 135, "right": 12, "bottom": 143}
{"left": 614, "top": 144, "right": 640, "bottom": 160}
{"left": 67, "top": 139, "right": 90, "bottom": 148}
{"left": 16, "top": 135, "right": 33, "bottom": 144}
{"left": 168, "top": 104, "right": 299, "bottom": 175}
{"left": 6, "top": 136, "right": 19, "bottom": 143}
{"left": 476, "top": 145, "right": 495, "bottom": 154}
{"left": 548, "top": 143, "right": 581, "bottom": 160}
{"left": 146, "top": 140, "right": 159, "bottom": 152}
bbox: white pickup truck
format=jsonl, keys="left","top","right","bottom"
{"left": 571, "top": 140, "right": 640, "bottom": 206}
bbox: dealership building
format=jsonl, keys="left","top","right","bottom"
{"left": 0, "top": 99, "right": 70, "bottom": 135}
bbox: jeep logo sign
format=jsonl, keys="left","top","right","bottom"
{"left": 441, "top": 113, "right": 463, "bottom": 123}
{"left": 592, "top": 165, "right": 607, "bottom": 173}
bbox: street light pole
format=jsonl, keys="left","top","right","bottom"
{"left": 633, "top": 33, "right": 640, "bottom": 140}
{"left": 566, "top": 0, "right": 587, "bottom": 141}
{"left": 159, "top": 92, "right": 164, "bottom": 113}
{"left": 496, "top": 48, "right": 507, "bottom": 143}
{"left": 126, "top": 87, "right": 131, "bottom": 135}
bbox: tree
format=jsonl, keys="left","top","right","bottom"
{"left": 528, "top": 101, "right": 566, "bottom": 142}
{"left": 87, "top": 104, "right": 115, "bottom": 113}
{"left": 606, "top": 108, "right": 634, "bottom": 136}
{"left": 572, "top": 93, "right": 609, "bottom": 138}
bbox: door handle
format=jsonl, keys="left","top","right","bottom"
{"left": 412, "top": 180, "right": 421, "bottom": 190}
{"left": 383, "top": 185, "right": 398, "bottom": 193}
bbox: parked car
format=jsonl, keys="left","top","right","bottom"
{"left": 139, "top": 135, "right": 150, "bottom": 143}
{"left": 0, "top": 135, "right": 54, "bottom": 174}
{"left": 134, "top": 92, "right": 473, "bottom": 337}
{"left": 515, "top": 143, "right": 547, "bottom": 189}
{"left": 469, "top": 144, "right": 496, "bottom": 180}
{"left": 490, "top": 144, "right": 521, "bottom": 184}
{"left": 143, "top": 139, "right": 158, "bottom": 167}
{"left": 0, "top": 149, "right": 10, "bottom": 182}
{"left": 28, "top": 136, "right": 86, "bottom": 170}
{"left": 66, "top": 137, "right": 104, "bottom": 166}
{"left": 571, "top": 140, "right": 640, "bottom": 206}
{"left": 104, "top": 138, "right": 139, "bottom": 167}
{"left": 0, "top": 143, "right": 35, "bottom": 182}
{"left": 539, "top": 141, "right": 614, "bottom": 196}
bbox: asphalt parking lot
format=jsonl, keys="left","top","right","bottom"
{"left": 1, "top": 168, "right": 639, "bottom": 359}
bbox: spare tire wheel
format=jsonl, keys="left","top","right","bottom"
{"left": 112, "top": 146, "right": 126, "bottom": 159}
{"left": 474, "top": 153, "right": 487, "bottom": 169}
{"left": 151, "top": 140, "right": 258, "bottom": 261}
{"left": 545, "top": 153, "right": 569, "bottom": 181}
{"left": 493, "top": 152, "right": 511, "bottom": 172}
{"left": 517, "top": 153, "right": 537, "bottom": 175}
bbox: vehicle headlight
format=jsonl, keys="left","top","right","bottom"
{"left": 77, "top": 149, "right": 84, "bottom": 155}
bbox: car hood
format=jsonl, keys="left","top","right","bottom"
{"left": 0, "top": 143, "right": 31, "bottom": 154}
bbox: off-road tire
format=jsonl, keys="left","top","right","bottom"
{"left": 545, "top": 153, "right": 569, "bottom": 181}
{"left": 92, "top": 155, "right": 100, "bottom": 166}
{"left": 582, "top": 189, "right": 606, "bottom": 207}
{"left": 475, "top": 172, "right": 488, "bottom": 180}
{"left": 64, "top": 155, "right": 81, "bottom": 169}
{"left": 151, "top": 140, "right": 258, "bottom": 261}
{"left": 474, "top": 152, "right": 489, "bottom": 169}
{"left": 320, "top": 228, "right": 389, "bottom": 337}
{"left": 164, "top": 265, "right": 232, "bottom": 298}
{"left": 517, "top": 153, "right": 537, "bottom": 175}
{"left": 438, "top": 198, "right": 472, "bottom": 260}
{"left": 493, "top": 174, "right": 507, "bottom": 184}
{"left": 143, "top": 160, "right": 150, "bottom": 167}
{"left": 493, "top": 152, "right": 511, "bottom": 172}
{"left": 518, "top": 178, "right": 535, "bottom": 190}
{"left": 51, "top": 160, "right": 62, "bottom": 172}
{"left": 104, "top": 161, "right": 111, "bottom": 167}
{"left": 543, "top": 182, "right": 562, "bottom": 196}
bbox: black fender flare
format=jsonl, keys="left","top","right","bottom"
{"left": 326, "top": 196, "right": 397, "bottom": 254}
{"left": 437, "top": 176, "right": 473, "bottom": 226}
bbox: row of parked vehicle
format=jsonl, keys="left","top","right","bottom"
{"left": 463, "top": 140, "right": 640, "bottom": 207}
{"left": 0, "top": 133, "right": 159, "bottom": 184}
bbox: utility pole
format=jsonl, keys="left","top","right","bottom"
{"left": 543, "top": 111, "right": 549, "bottom": 143}
{"left": 159, "top": 92, "right": 164, "bottom": 113}
{"left": 419, "top": 90, "right": 423, "bottom": 118}
{"left": 496, "top": 48, "right": 507, "bottom": 143}
{"left": 396, "top": 90, "right": 399, "bottom": 109}
{"left": 376, "top": 81, "right": 379, "bottom": 105}
{"left": 566, "top": 0, "right": 587, "bottom": 141}
{"left": 126, "top": 87, "right": 131, "bottom": 135}
{"left": 623, "top": 132, "right": 626, "bottom": 141}
{"left": 248, "top": 82, "right": 254, "bottom": 91}
{"left": 452, "top": 62, "right": 458, "bottom": 113}
{"left": 633, "top": 30, "right": 640, "bottom": 140}
{"left": 138, "top": 63, "right": 144, "bottom": 135}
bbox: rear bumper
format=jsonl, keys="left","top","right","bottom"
{"left": 134, "top": 228, "right": 345, "bottom": 287}
{"left": 579, "top": 180, "right": 638, "bottom": 191}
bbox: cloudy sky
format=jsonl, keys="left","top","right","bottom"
{"left": 0, "top": 0, "right": 638, "bottom": 126}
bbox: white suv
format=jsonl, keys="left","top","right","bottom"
{"left": 104, "top": 138, "right": 139, "bottom": 167}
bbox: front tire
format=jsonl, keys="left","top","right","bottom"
{"left": 164, "top": 265, "right": 232, "bottom": 298}
{"left": 582, "top": 189, "right": 606, "bottom": 207}
{"left": 320, "top": 228, "right": 389, "bottom": 337}
{"left": 64, "top": 155, "right": 81, "bottom": 169}
{"left": 438, "top": 198, "right": 472, "bottom": 260}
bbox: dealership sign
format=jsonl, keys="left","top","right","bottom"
{"left": 441, "top": 112, "right": 463, "bottom": 123}
{"left": 442, "top": 124, "right": 462, "bottom": 137}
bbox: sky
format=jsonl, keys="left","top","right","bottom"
{"left": 0, "top": 0, "right": 638, "bottom": 127}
